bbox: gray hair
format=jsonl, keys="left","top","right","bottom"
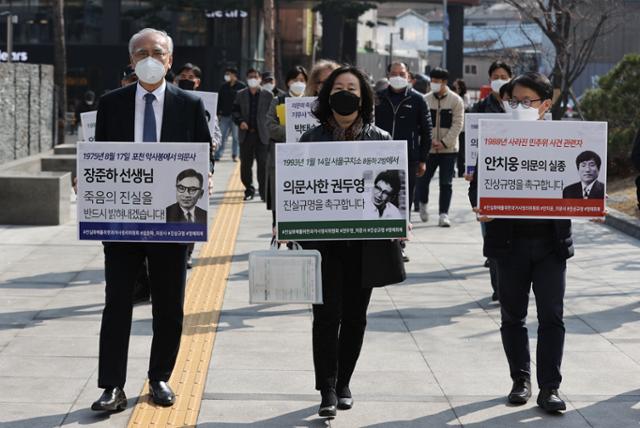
{"left": 128, "top": 28, "right": 174, "bottom": 56}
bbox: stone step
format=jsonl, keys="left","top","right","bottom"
{"left": 41, "top": 154, "right": 76, "bottom": 179}
{"left": 53, "top": 143, "right": 77, "bottom": 155}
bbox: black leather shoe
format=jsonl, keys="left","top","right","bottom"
{"left": 91, "top": 387, "right": 127, "bottom": 412}
{"left": 149, "top": 380, "right": 175, "bottom": 407}
{"left": 508, "top": 378, "right": 532, "bottom": 404}
{"left": 243, "top": 193, "right": 254, "bottom": 201}
{"left": 337, "top": 385, "right": 353, "bottom": 410}
{"left": 537, "top": 388, "right": 566, "bottom": 412}
{"left": 318, "top": 389, "right": 337, "bottom": 418}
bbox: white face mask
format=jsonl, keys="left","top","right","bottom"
{"left": 388, "top": 76, "right": 409, "bottom": 90}
{"left": 289, "top": 81, "right": 306, "bottom": 96}
{"left": 502, "top": 101, "right": 511, "bottom": 113}
{"left": 511, "top": 105, "right": 541, "bottom": 121}
{"left": 491, "top": 79, "right": 509, "bottom": 93}
{"left": 224, "top": 74, "right": 231, "bottom": 82}
{"left": 134, "top": 57, "right": 166, "bottom": 85}
{"left": 430, "top": 82, "right": 442, "bottom": 93}
{"left": 262, "top": 83, "right": 275, "bottom": 92}
{"left": 247, "top": 78, "right": 261, "bottom": 88}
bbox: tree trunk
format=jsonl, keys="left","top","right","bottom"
{"left": 52, "top": 0, "right": 66, "bottom": 145}
{"left": 274, "top": 0, "right": 284, "bottom": 86}
{"left": 263, "top": 0, "right": 275, "bottom": 72}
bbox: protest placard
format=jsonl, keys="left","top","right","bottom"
{"left": 77, "top": 142, "right": 210, "bottom": 242}
{"left": 464, "top": 113, "right": 510, "bottom": 174}
{"left": 80, "top": 111, "right": 97, "bottom": 142}
{"left": 285, "top": 97, "right": 319, "bottom": 142}
{"left": 477, "top": 119, "right": 607, "bottom": 219}
{"left": 275, "top": 141, "right": 408, "bottom": 240}
{"left": 191, "top": 90, "right": 218, "bottom": 136}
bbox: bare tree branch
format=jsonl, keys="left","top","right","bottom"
{"left": 504, "top": 0, "right": 623, "bottom": 119}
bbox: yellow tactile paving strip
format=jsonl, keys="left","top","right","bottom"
{"left": 128, "top": 165, "right": 244, "bottom": 427}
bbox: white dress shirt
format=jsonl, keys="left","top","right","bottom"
{"left": 582, "top": 181, "right": 596, "bottom": 198}
{"left": 181, "top": 207, "right": 196, "bottom": 222}
{"left": 134, "top": 81, "right": 166, "bottom": 143}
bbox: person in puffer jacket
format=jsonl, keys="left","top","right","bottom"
{"left": 415, "top": 67, "right": 464, "bottom": 227}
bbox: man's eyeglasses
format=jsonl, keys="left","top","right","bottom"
{"left": 176, "top": 185, "right": 201, "bottom": 195}
{"left": 133, "top": 49, "right": 168, "bottom": 61}
{"left": 508, "top": 98, "right": 541, "bottom": 109}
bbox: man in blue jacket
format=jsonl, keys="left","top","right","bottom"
{"left": 375, "top": 61, "right": 432, "bottom": 261}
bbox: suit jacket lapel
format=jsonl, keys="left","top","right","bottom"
{"left": 161, "top": 84, "right": 182, "bottom": 142}
{"left": 122, "top": 84, "right": 136, "bottom": 142}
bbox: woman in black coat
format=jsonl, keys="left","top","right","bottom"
{"left": 469, "top": 72, "right": 573, "bottom": 414}
{"left": 297, "top": 66, "right": 406, "bottom": 418}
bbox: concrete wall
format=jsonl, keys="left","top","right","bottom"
{"left": 0, "top": 63, "right": 54, "bottom": 166}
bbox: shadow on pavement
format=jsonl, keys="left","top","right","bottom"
{"left": 0, "top": 269, "right": 104, "bottom": 288}
{"left": 0, "top": 396, "right": 142, "bottom": 428}
{"left": 362, "top": 389, "right": 640, "bottom": 427}
{"left": 367, "top": 301, "right": 483, "bottom": 333}
{"left": 181, "top": 304, "right": 310, "bottom": 335}
{"left": 0, "top": 304, "right": 104, "bottom": 331}
{"left": 197, "top": 404, "right": 328, "bottom": 427}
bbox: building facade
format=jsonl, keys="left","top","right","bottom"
{"left": 0, "top": 1, "right": 277, "bottom": 109}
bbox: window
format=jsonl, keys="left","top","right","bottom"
{"left": 465, "top": 64, "right": 477, "bottom": 75}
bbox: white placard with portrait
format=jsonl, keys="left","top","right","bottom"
{"left": 276, "top": 140, "right": 408, "bottom": 240}
{"left": 477, "top": 119, "right": 607, "bottom": 219}
{"left": 77, "top": 142, "right": 210, "bottom": 242}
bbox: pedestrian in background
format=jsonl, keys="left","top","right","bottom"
{"left": 265, "top": 65, "right": 308, "bottom": 231}
{"left": 261, "top": 71, "right": 286, "bottom": 100}
{"left": 374, "top": 61, "right": 431, "bottom": 261}
{"left": 305, "top": 59, "right": 341, "bottom": 97}
{"left": 233, "top": 68, "right": 273, "bottom": 201}
{"left": 411, "top": 73, "right": 430, "bottom": 95}
{"left": 299, "top": 65, "right": 406, "bottom": 418}
{"left": 216, "top": 67, "right": 246, "bottom": 162}
{"left": 452, "top": 78, "right": 469, "bottom": 178}
{"left": 416, "top": 67, "right": 464, "bottom": 227}
{"left": 174, "top": 61, "right": 221, "bottom": 268}
{"left": 75, "top": 90, "right": 97, "bottom": 138}
{"left": 471, "top": 60, "right": 512, "bottom": 114}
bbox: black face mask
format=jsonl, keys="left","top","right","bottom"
{"left": 329, "top": 90, "right": 360, "bottom": 116}
{"left": 178, "top": 79, "right": 196, "bottom": 90}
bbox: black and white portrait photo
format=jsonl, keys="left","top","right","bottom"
{"left": 562, "top": 150, "right": 605, "bottom": 199}
{"left": 166, "top": 169, "right": 207, "bottom": 224}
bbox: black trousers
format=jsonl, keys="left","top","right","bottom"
{"left": 457, "top": 132, "right": 466, "bottom": 177}
{"left": 240, "top": 131, "right": 267, "bottom": 198}
{"left": 312, "top": 242, "right": 373, "bottom": 391}
{"left": 408, "top": 161, "right": 418, "bottom": 211}
{"left": 496, "top": 237, "right": 566, "bottom": 389}
{"left": 415, "top": 153, "right": 457, "bottom": 214}
{"left": 98, "top": 242, "right": 188, "bottom": 388}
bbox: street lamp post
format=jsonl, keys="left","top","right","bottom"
{"left": 389, "top": 27, "right": 404, "bottom": 68}
{"left": 442, "top": 0, "right": 448, "bottom": 69}
{"left": 0, "top": 12, "right": 18, "bottom": 63}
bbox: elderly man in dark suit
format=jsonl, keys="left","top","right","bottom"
{"left": 90, "top": 27, "right": 211, "bottom": 412}
{"left": 562, "top": 150, "right": 605, "bottom": 199}
{"left": 166, "top": 169, "right": 207, "bottom": 224}
{"left": 233, "top": 68, "right": 274, "bottom": 201}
